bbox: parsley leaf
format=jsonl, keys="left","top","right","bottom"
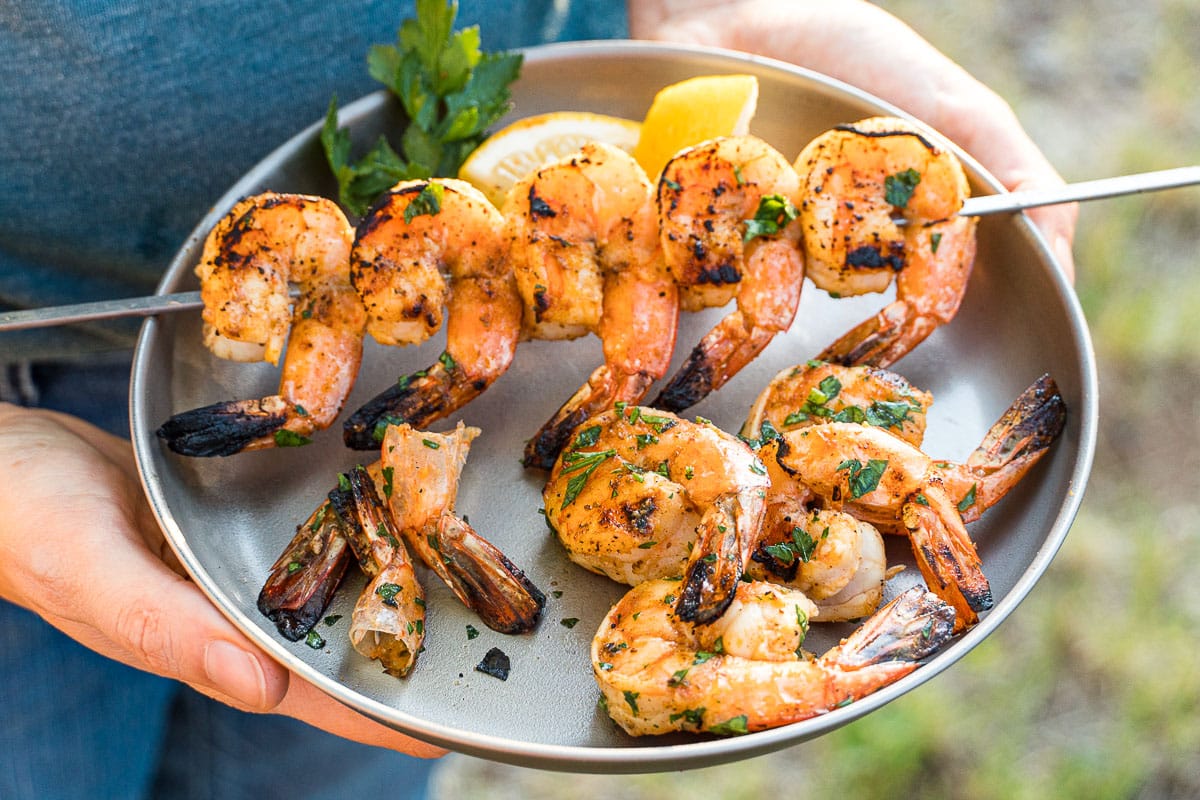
{"left": 884, "top": 168, "right": 922, "bottom": 208}
{"left": 708, "top": 715, "right": 750, "bottom": 736}
{"left": 743, "top": 194, "right": 799, "bottom": 242}
{"left": 322, "top": 0, "right": 522, "bottom": 215}
{"left": 836, "top": 458, "right": 889, "bottom": 499}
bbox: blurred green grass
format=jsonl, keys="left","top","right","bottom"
{"left": 435, "top": 2, "right": 1200, "bottom": 796}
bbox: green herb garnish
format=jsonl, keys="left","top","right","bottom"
{"left": 708, "top": 715, "right": 750, "bottom": 736}
{"left": 320, "top": 0, "right": 523, "bottom": 215}
{"left": 884, "top": 168, "right": 921, "bottom": 208}
{"left": 743, "top": 194, "right": 799, "bottom": 242}
{"left": 836, "top": 458, "right": 889, "bottom": 499}
{"left": 403, "top": 181, "right": 445, "bottom": 223}
{"left": 273, "top": 430, "right": 312, "bottom": 448}
{"left": 376, "top": 582, "right": 403, "bottom": 607}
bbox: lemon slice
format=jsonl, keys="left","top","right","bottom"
{"left": 633, "top": 74, "right": 759, "bottom": 179}
{"left": 459, "top": 111, "right": 642, "bottom": 207}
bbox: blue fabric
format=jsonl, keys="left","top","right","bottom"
{"left": 0, "top": 2, "right": 628, "bottom": 797}
{"left": 0, "top": 0, "right": 628, "bottom": 362}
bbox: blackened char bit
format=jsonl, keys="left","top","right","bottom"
{"left": 475, "top": 647, "right": 511, "bottom": 680}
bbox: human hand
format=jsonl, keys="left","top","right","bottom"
{"left": 628, "top": 0, "right": 1078, "bottom": 281}
{"left": 0, "top": 403, "right": 444, "bottom": 758}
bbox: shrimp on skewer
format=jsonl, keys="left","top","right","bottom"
{"left": 592, "top": 579, "right": 955, "bottom": 737}
{"left": 157, "top": 192, "right": 366, "bottom": 456}
{"left": 342, "top": 178, "right": 522, "bottom": 449}
{"left": 328, "top": 464, "right": 425, "bottom": 678}
{"left": 794, "top": 116, "right": 978, "bottom": 367}
{"left": 544, "top": 406, "right": 768, "bottom": 625}
{"left": 651, "top": 136, "right": 805, "bottom": 412}
{"left": 506, "top": 143, "right": 679, "bottom": 469}
{"left": 378, "top": 422, "right": 545, "bottom": 634}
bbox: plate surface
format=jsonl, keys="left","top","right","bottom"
{"left": 131, "top": 41, "right": 1097, "bottom": 772}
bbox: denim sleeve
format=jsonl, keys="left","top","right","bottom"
{"left": 0, "top": 0, "right": 627, "bottom": 363}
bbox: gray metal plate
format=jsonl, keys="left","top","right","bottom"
{"left": 130, "top": 41, "right": 1097, "bottom": 773}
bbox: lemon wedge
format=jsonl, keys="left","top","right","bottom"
{"left": 458, "top": 111, "right": 642, "bottom": 207}
{"left": 632, "top": 74, "right": 759, "bottom": 179}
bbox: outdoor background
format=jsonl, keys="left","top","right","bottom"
{"left": 436, "top": 2, "right": 1200, "bottom": 796}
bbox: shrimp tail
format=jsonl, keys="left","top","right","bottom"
{"left": 816, "top": 300, "right": 914, "bottom": 368}
{"left": 675, "top": 495, "right": 752, "bottom": 625}
{"left": 652, "top": 313, "right": 775, "bottom": 412}
{"left": 524, "top": 367, "right": 654, "bottom": 470}
{"left": 827, "top": 585, "right": 956, "bottom": 669}
{"left": 343, "top": 361, "right": 460, "bottom": 450}
{"left": 432, "top": 515, "right": 547, "bottom": 634}
{"left": 156, "top": 395, "right": 290, "bottom": 456}
{"left": 256, "top": 499, "right": 353, "bottom": 641}
{"left": 902, "top": 484, "right": 992, "bottom": 630}
{"left": 954, "top": 373, "right": 1067, "bottom": 522}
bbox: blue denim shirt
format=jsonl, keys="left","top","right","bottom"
{"left": 0, "top": 0, "right": 628, "bottom": 363}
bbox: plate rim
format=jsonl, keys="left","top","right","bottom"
{"left": 130, "top": 39, "right": 1099, "bottom": 772}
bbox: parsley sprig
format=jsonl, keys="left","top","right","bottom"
{"left": 321, "top": 0, "right": 523, "bottom": 215}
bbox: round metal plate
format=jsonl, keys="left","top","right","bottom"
{"left": 131, "top": 41, "right": 1097, "bottom": 772}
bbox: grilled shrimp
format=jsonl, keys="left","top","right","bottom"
{"left": 377, "top": 422, "right": 545, "bottom": 634}
{"left": 544, "top": 406, "right": 769, "bottom": 624}
{"left": 343, "top": 178, "right": 523, "bottom": 449}
{"left": 592, "top": 579, "right": 954, "bottom": 737}
{"left": 768, "top": 374, "right": 1066, "bottom": 629}
{"left": 328, "top": 464, "right": 425, "bottom": 677}
{"left": 794, "top": 117, "right": 978, "bottom": 367}
{"left": 156, "top": 192, "right": 366, "bottom": 456}
{"left": 651, "top": 136, "right": 805, "bottom": 412}
{"left": 257, "top": 498, "right": 354, "bottom": 642}
{"left": 506, "top": 142, "right": 679, "bottom": 469}
{"left": 742, "top": 360, "right": 932, "bottom": 449}
{"left": 747, "top": 504, "right": 891, "bottom": 622}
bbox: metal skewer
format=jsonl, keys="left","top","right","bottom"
{"left": 2, "top": 165, "right": 1198, "bottom": 333}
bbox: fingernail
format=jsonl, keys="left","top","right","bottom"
{"left": 204, "top": 640, "right": 268, "bottom": 709}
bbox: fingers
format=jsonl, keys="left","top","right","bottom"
{"left": 263, "top": 677, "right": 448, "bottom": 757}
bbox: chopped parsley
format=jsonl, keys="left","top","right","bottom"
{"left": 572, "top": 425, "right": 602, "bottom": 449}
{"left": 669, "top": 707, "right": 706, "bottom": 727}
{"left": 305, "top": 630, "right": 326, "bottom": 649}
{"left": 558, "top": 448, "right": 617, "bottom": 508}
{"left": 884, "top": 168, "right": 922, "bottom": 208}
{"left": 762, "top": 525, "right": 818, "bottom": 565}
{"left": 836, "top": 458, "right": 889, "bottom": 499}
{"left": 403, "top": 181, "right": 445, "bottom": 222}
{"left": 957, "top": 483, "right": 978, "bottom": 513}
{"left": 375, "top": 582, "right": 402, "bottom": 607}
{"left": 560, "top": 618, "right": 580, "bottom": 629}
{"left": 708, "top": 715, "right": 750, "bottom": 736}
{"left": 273, "top": 429, "right": 312, "bottom": 448}
{"left": 743, "top": 194, "right": 799, "bottom": 242}
{"left": 381, "top": 465, "right": 395, "bottom": 498}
